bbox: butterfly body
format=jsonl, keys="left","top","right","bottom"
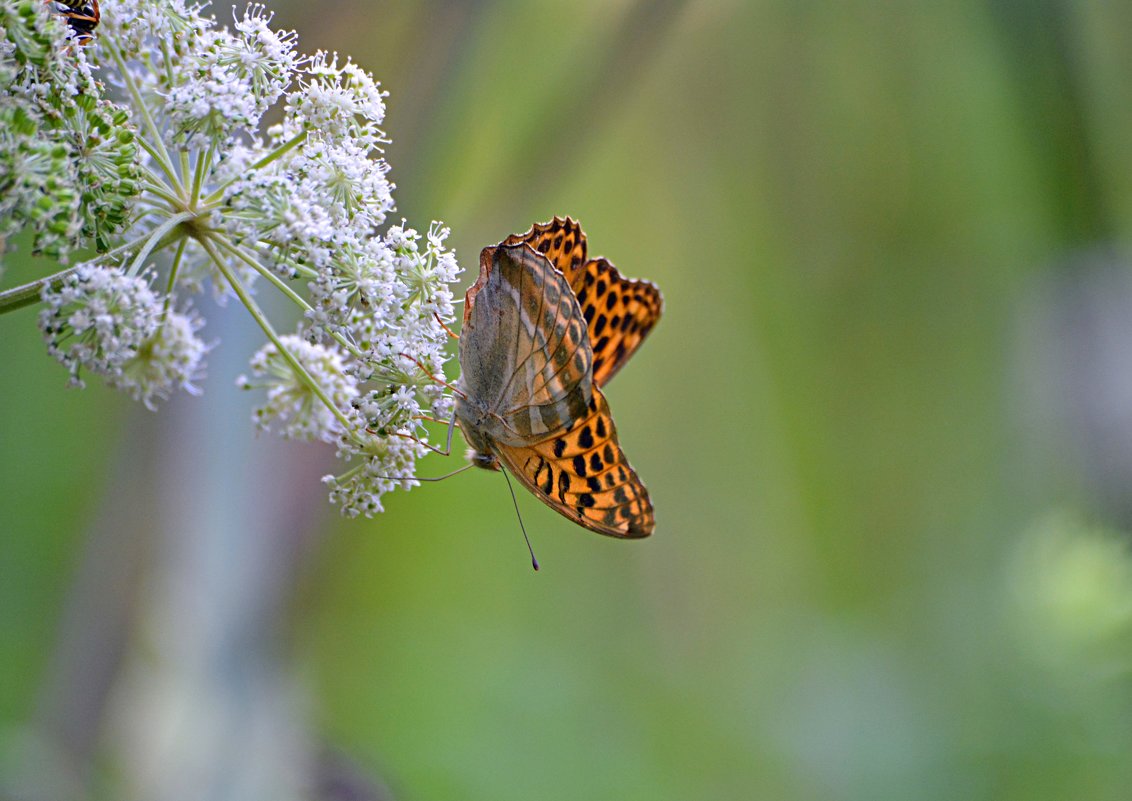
{"left": 455, "top": 225, "right": 660, "bottom": 539}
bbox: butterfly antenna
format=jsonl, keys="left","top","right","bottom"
{"left": 500, "top": 467, "right": 539, "bottom": 571}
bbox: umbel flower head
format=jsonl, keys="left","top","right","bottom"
{"left": 0, "top": 0, "right": 462, "bottom": 516}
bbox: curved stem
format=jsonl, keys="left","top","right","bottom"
{"left": 105, "top": 41, "right": 181, "bottom": 190}
{"left": 202, "top": 130, "right": 306, "bottom": 206}
{"left": 214, "top": 239, "right": 311, "bottom": 311}
{"left": 162, "top": 238, "right": 189, "bottom": 316}
{"left": 201, "top": 236, "right": 354, "bottom": 433}
{"left": 0, "top": 266, "right": 80, "bottom": 315}
{"left": 125, "top": 211, "right": 194, "bottom": 277}
{"left": 191, "top": 144, "right": 215, "bottom": 205}
{"left": 214, "top": 239, "right": 367, "bottom": 362}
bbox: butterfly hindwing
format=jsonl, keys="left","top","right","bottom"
{"left": 493, "top": 387, "right": 655, "bottom": 538}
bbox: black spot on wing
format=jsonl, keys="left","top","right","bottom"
{"left": 535, "top": 458, "right": 553, "bottom": 494}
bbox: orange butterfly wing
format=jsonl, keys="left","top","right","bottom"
{"left": 505, "top": 217, "right": 663, "bottom": 386}
{"left": 493, "top": 386, "right": 654, "bottom": 538}
{"left": 502, "top": 217, "right": 588, "bottom": 288}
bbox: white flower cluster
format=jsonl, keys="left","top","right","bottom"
{"left": 37, "top": 262, "right": 207, "bottom": 405}
{"left": 38, "top": 263, "right": 161, "bottom": 387}
{"left": 238, "top": 335, "right": 357, "bottom": 443}
{"left": 113, "top": 305, "right": 207, "bottom": 410}
{"left": 163, "top": 4, "right": 299, "bottom": 148}
{"left": 1, "top": 0, "right": 463, "bottom": 517}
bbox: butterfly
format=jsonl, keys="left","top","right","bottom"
{"left": 454, "top": 218, "right": 662, "bottom": 538}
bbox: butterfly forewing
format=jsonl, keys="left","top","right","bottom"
{"left": 573, "top": 258, "right": 663, "bottom": 385}
{"left": 493, "top": 387, "right": 654, "bottom": 538}
{"left": 459, "top": 243, "right": 591, "bottom": 445}
{"left": 507, "top": 217, "right": 663, "bottom": 386}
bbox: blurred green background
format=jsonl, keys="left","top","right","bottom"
{"left": 4, "top": 1, "right": 1132, "bottom": 799}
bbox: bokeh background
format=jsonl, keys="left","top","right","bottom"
{"left": 4, "top": 1, "right": 1132, "bottom": 799}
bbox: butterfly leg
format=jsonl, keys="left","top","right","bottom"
{"left": 434, "top": 312, "right": 460, "bottom": 341}
{"left": 369, "top": 462, "right": 475, "bottom": 484}
{"left": 489, "top": 411, "right": 523, "bottom": 440}
{"left": 398, "top": 353, "right": 466, "bottom": 399}
{"left": 386, "top": 406, "right": 459, "bottom": 457}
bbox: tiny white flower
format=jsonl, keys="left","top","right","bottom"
{"left": 240, "top": 335, "right": 358, "bottom": 443}
{"left": 39, "top": 263, "right": 162, "bottom": 387}
{"left": 112, "top": 308, "right": 209, "bottom": 410}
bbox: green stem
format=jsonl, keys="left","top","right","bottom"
{"left": 191, "top": 143, "right": 214, "bottom": 205}
{"left": 214, "top": 240, "right": 368, "bottom": 362}
{"left": 203, "top": 130, "right": 307, "bottom": 205}
{"left": 162, "top": 237, "right": 189, "bottom": 317}
{"left": 332, "top": 462, "right": 366, "bottom": 484}
{"left": 0, "top": 266, "right": 80, "bottom": 315}
{"left": 125, "top": 211, "right": 195, "bottom": 278}
{"left": 105, "top": 41, "right": 181, "bottom": 191}
{"left": 215, "top": 238, "right": 312, "bottom": 311}
{"left": 201, "top": 236, "right": 355, "bottom": 433}
{"left": 139, "top": 165, "right": 184, "bottom": 208}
